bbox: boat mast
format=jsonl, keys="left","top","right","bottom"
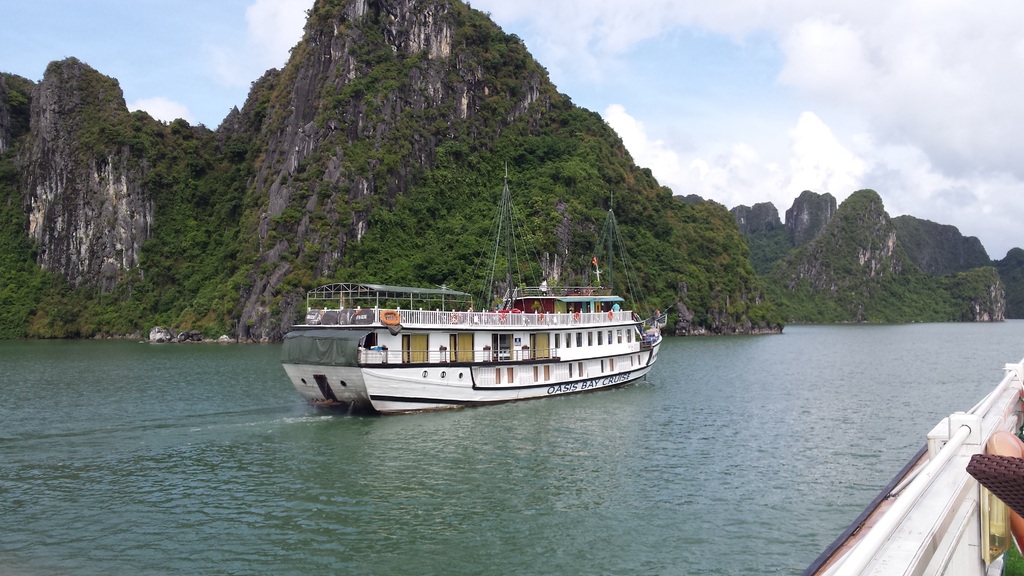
{"left": 503, "top": 164, "right": 513, "bottom": 302}
{"left": 605, "top": 190, "right": 615, "bottom": 292}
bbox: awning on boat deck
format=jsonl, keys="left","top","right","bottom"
{"left": 554, "top": 295, "right": 625, "bottom": 303}
{"left": 282, "top": 328, "right": 370, "bottom": 366}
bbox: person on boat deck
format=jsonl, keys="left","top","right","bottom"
{"left": 540, "top": 279, "right": 548, "bottom": 294}
{"left": 612, "top": 303, "right": 620, "bottom": 312}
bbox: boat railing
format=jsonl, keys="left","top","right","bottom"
{"left": 306, "top": 308, "right": 634, "bottom": 327}
{"left": 358, "top": 347, "right": 558, "bottom": 365}
{"left": 819, "top": 358, "right": 1024, "bottom": 575}
{"left": 399, "top": 309, "right": 629, "bottom": 327}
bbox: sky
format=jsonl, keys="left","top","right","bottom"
{"left": 3, "top": 1, "right": 1022, "bottom": 258}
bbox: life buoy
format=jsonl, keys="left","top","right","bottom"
{"left": 380, "top": 309, "right": 401, "bottom": 326}
{"left": 607, "top": 311, "right": 614, "bottom": 320}
{"left": 573, "top": 311, "right": 581, "bottom": 322}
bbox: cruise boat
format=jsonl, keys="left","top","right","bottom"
{"left": 281, "top": 282, "right": 663, "bottom": 413}
{"left": 281, "top": 172, "right": 663, "bottom": 414}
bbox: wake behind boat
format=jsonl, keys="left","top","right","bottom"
{"left": 281, "top": 282, "right": 662, "bottom": 413}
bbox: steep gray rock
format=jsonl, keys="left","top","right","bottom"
{"left": 149, "top": 326, "right": 174, "bottom": 342}
{"left": 785, "top": 190, "right": 902, "bottom": 294}
{"left": 236, "top": 0, "right": 550, "bottom": 341}
{"left": 892, "top": 215, "right": 991, "bottom": 275}
{"left": 785, "top": 190, "right": 836, "bottom": 247}
{"left": 732, "top": 202, "right": 782, "bottom": 235}
{"left": 16, "top": 59, "right": 153, "bottom": 291}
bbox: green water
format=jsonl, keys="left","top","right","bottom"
{"left": 2, "top": 323, "right": 1023, "bottom": 574}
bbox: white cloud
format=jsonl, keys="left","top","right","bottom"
{"left": 246, "top": 0, "right": 313, "bottom": 64}
{"left": 604, "top": 104, "right": 685, "bottom": 186}
{"left": 777, "top": 16, "right": 873, "bottom": 98}
{"left": 208, "top": 0, "right": 314, "bottom": 88}
{"left": 128, "top": 97, "right": 194, "bottom": 124}
{"left": 776, "top": 3, "right": 1024, "bottom": 179}
{"left": 786, "top": 111, "right": 866, "bottom": 197}
{"left": 605, "top": 103, "right": 787, "bottom": 209}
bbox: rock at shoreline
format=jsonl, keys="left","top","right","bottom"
{"left": 149, "top": 326, "right": 174, "bottom": 342}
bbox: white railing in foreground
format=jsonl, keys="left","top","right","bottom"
{"left": 827, "top": 358, "right": 1024, "bottom": 576}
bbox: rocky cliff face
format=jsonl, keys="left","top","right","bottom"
{"left": 16, "top": 59, "right": 153, "bottom": 290}
{"left": 769, "top": 189, "right": 1005, "bottom": 322}
{"left": 235, "top": 0, "right": 550, "bottom": 340}
{"left": 969, "top": 271, "right": 1006, "bottom": 321}
{"left": 732, "top": 202, "right": 782, "bottom": 235}
{"left": 997, "top": 248, "right": 1024, "bottom": 319}
{"left": 0, "top": 75, "right": 11, "bottom": 155}
{"left": 785, "top": 190, "right": 836, "bottom": 247}
{"left": 784, "top": 190, "right": 902, "bottom": 294}
{"left": 892, "top": 215, "right": 991, "bottom": 275}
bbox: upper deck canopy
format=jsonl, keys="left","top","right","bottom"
{"left": 306, "top": 283, "right": 473, "bottom": 311}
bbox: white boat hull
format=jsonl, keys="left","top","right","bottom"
{"left": 283, "top": 343, "right": 659, "bottom": 414}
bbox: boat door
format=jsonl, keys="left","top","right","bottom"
{"left": 530, "top": 333, "right": 550, "bottom": 359}
{"left": 452, "top": 333, "right": 474, "bottom": 362}
{"left": 401, "top": 333, "right": 429, "bottom": 363}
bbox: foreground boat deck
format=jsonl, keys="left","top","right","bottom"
{"left": 805, "top": 359, "right": 1024, "bottom": 575}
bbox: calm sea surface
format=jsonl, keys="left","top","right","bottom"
{"left": 3, "top": 323, "right": 1024, "bottom": 575}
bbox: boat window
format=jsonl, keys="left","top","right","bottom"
{"left": 544, "top": 365, "right": 551, "bottom": 381}
{"left": 597, "top": 331, "right": 603, "bottom": 345}
{"left": 555, "top": 333, "right": 561, "bottom": 349}
{"left": 576, "top": 332, "right": 582, "bottom": 347}
{"left": 617, "top": 329, "right": 623, "bottom": 344}
{"left": 569, "top": 363, "right": 574, "bottom": 377}
{"left": 588, "top": 332, "right": 593, "bottom": 346}
{"left": 607, "top": 330, "right": 613, "bottom": 345}
{"left": 609, "top": 358, "right": 614, "bottom": 371}
{"left": 533, "top": 366, "right": 539, "bottom": 382}
{"left": 493, "top": 333, "right": 512, "bottom": 361}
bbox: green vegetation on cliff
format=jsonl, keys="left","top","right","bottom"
{"left": 765, "top": 190, "right": 1004, "bottom": 323}
{"left": 0, "top": 64, "right": 256, "bottom": 338}
{"left": 997, "top": 248, "right": 1024, "bottom": 319}
{"left": 0, "top": 1, "right": 781, "bottom": 339}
